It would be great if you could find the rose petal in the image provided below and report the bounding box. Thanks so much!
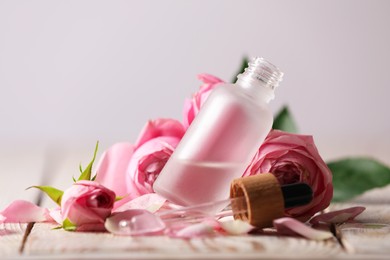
[273,217,333,240]
[48,208,62,225]
[0,200,53,223]
[183,74,223,128]
[113,193,166,213]
[106,209,166,236]
[170,222,215,239]
[95,142,134,197]
[197,73,224,87]
[244,130,333,220]
[218,219,254,235]
[60,181,116,228]
[135,118,185,148]
[309,207,366,225]
[128,136,179,195]
[182,99,194,129]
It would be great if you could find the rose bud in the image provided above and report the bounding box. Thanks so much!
[61,180,116,231]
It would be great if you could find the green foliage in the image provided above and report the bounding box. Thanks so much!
[52,226,63,230]
[272,106,298,133]
[77,141,99,181]
[62,218,77,231]
[27,186,63,206]
[329,158,390,202]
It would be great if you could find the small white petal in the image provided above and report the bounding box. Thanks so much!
[219,220,254,235]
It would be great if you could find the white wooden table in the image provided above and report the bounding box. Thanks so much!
[1,184,390,259]
[1,145,390,259]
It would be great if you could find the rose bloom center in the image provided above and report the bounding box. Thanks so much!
[145,160,167,185]
[272,162,307,185]
[87,193,111,208]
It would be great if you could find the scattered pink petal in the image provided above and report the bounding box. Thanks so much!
[309,206,366,225]
[0,200,53,224]
[170,222,215,239]
[113,193,166,213]
[105,209,165,236]
[274,217,333,240]
[48,208,62,225]
[218,219,254,235]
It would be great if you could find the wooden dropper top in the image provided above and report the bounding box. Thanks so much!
[230,173,312,228]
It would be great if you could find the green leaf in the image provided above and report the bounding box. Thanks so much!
[231,57,249,83]
[115,196,124,201]
[62,218,77,231]
[78,141,99,181]
[52,226,63,230]
[329,158,390,202]
[27,186,63,206]
[79,163,83,173]
[272,106,298,133]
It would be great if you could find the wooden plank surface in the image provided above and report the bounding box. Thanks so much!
[1,185,390,259]
[329,185,390,256]
[0,223,27,258]
[23,223,341,259]
[1,146,386,259]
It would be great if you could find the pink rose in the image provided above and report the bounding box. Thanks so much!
[135,118,186,149]
[95,118,185,202]
[61,180,116,231]
[244,130,333,221]
[127,118,185,197]
[183,74,223,128]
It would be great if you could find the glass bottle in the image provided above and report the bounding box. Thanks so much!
[153,57,284,208]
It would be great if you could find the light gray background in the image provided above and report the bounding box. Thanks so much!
[1,0,389,207]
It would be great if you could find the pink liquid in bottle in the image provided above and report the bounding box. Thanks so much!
[153,57,284,210]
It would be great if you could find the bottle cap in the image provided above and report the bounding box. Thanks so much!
[230,173,315,228]
[230,173,284,228]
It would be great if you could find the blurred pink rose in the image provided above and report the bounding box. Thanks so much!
[183,74,223,128]
[127,118,185,197]
[135,118,186,149]
[95,118,185,202]
[244,130,333,221]
[61,180,116,231]
[95,142,134,197]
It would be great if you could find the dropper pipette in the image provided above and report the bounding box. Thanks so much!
[105,173,313,236]
[158,177,312,226]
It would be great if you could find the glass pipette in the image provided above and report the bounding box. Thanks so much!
[105,174,313,236]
